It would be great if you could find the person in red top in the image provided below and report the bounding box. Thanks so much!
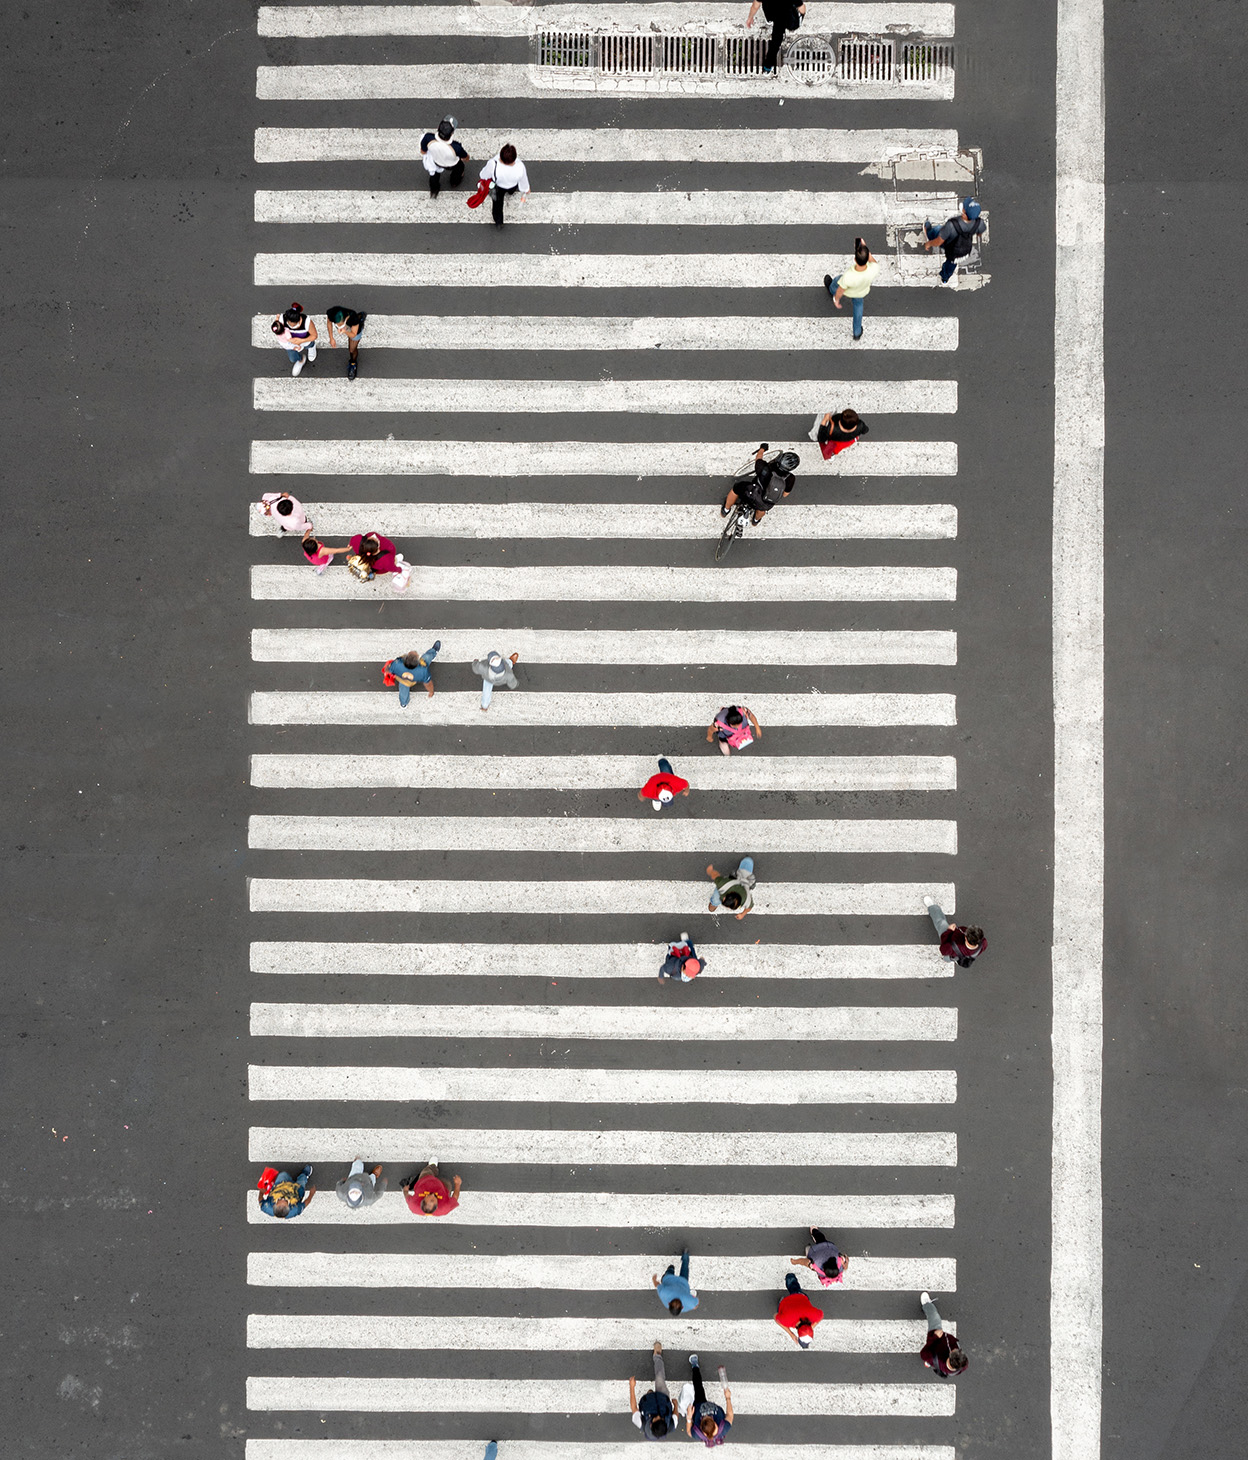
[401,1160,462,1216]
[920,1291,968,1376]
[638,757,690,811]
[922,895,986,967]
[774,1273,824,1348]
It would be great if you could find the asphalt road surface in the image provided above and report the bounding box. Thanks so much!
[2,2,1245,1458]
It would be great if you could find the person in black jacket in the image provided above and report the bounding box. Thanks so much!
[746,0,806,73]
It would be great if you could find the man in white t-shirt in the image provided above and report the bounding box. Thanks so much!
[420,116,470,198]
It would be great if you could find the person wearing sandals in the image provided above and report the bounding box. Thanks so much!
[706,705,761,756]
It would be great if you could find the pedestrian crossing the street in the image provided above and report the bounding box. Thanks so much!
[247,1,973,1452]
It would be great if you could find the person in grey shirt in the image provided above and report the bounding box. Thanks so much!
[472,650,519,710]
[336,1159,387,1209]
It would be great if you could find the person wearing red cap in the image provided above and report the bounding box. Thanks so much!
[638,757,690,812]
[774,1273,824,1348]
[659,933,703,983]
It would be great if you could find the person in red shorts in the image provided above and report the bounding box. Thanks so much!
[638,757,690,811]
[774,1273,824,1349]
[402,1160,462,1216]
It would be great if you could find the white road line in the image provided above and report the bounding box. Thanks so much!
[1053,0,1105,1454]
[247,1064,956,1105]
[242,1188,955,1227]
[250,564,958,604]
[255,125,961,165]
[254,251,959,290]
[249,1003,957,1042]
[247,1375,954,1417]
[248,815,958,855]
[252,377,957,416]
[248,692,958,729]
[244,1445,957,1460]
[245,1252,957,1291]
[255,65,953,103]
[249,755,956,792]
[248,1313,942,1353]
[250,313,959,353]
[251,940,954,980]
[257,5,957,40]
[249,438,958,478]
[250,628,958,666]
[255,189,960,228]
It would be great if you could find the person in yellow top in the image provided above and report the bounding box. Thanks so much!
[824,237,880,341]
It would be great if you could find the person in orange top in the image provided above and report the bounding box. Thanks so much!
[401,1160,461,1216]
[774,1273,824,1349]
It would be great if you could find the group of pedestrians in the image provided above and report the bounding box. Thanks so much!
[257,1159,462,1217]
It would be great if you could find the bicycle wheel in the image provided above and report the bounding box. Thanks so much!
[715,504,745,562]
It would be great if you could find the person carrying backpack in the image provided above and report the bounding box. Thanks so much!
[922,198,987,286]
[630,1343,678,1440]
[721,446,798,526]
[706,859,756,921]
[706,705,761,756]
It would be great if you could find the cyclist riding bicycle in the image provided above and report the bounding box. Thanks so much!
[722,444,800,526]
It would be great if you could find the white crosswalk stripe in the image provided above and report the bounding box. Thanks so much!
[249,438,958,477]
[244,1448,957,1460]
[251,313,959,352]
[248,692,958,728]
[248,7,970,1447]
[251,940,955,980]
[255,126,961,165]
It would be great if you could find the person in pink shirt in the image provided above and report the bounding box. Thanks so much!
[300,531,347,575]
[402,1161,462,1216]
[257,491,313,535]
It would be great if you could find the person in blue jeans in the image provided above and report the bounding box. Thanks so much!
[258,1165,316,1219]
[387,641,441,706]
[652,1250,699,1314]
[823,238,880,340]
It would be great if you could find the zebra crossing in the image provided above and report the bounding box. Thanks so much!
[248,0,971,1452]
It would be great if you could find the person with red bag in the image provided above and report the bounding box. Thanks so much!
[468,144,531,227]
[813,408,869,459]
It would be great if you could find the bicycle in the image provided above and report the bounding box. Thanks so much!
[713,449,795,563]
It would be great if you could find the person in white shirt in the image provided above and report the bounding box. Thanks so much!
[479,144,530,227]
[420,116,469,198]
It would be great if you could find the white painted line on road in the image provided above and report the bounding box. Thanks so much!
[251,940,954,980]
[257,5,957,40]
[252,376,957,416]
[246,1251,957,1291]
[249,754,956,792]
[248,692,959,729]
[244,1444,957,1460]
[250,563,958,604]
[249,1002,957,1042]
[247,1312,941,1353]
[246,1375,954,1417]
[251,312,959,353]
[1052,0,1105,1454]
[255,125,961,165]
[254,250,960,290]
[248,814,958,855]
[249,438,958,478]
[250,628,959,666]
[255,64,953,103]
[255,188,960,228]
[242,1187,955,1227]
[247,1064,956,1105]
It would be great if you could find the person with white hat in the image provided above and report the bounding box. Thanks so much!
[774,1272,824,1348]
[471,649,520,711]
[638,758,690,812]
[922,197,987,286]
[420,116,470,198]
[335,1159,387,1209]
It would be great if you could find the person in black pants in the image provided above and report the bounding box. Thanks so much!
[746,0,806,73]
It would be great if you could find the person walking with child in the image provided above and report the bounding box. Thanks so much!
[271,302,317,376]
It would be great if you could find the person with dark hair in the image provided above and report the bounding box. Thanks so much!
[774,1271,824,1348]
[823,238,879,341]
[475,143,530,227]
[325,305,367,380]
[920,1291,969,1376]
[258,1165,316,1219]
[652,1250,699,1315]
[300,531,347,575]
[421,115,470,197]
[402,1160,462,1215]
[922,895,987,967]
[271,301,318,376]
[257,491,313,535]
[706,859,755,920]
[630,1342,678,1440]
[791,1226,850,1287]
[922,197,986,287]
[745,0,806,73]
[722,444,799,525]
[707,705,761,756]
[814,408,870,460]
[658,933,703,983]
[684,1356,733,1447]
[347,530,412,590]
[386,642,442,706]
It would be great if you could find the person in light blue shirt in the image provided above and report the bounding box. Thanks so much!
[651,1250,699,1314]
